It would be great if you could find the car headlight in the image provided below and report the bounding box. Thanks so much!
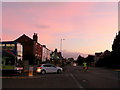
[36,69,41,72]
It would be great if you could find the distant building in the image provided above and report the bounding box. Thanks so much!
[94,52,103,64]
[100,50,111,59]
[94,50,112,67]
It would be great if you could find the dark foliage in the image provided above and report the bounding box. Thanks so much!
[76,55,85,65]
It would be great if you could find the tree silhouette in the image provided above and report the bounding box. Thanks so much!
[112,31,120,68]
[76,55,84,65]
[86,55,94,66]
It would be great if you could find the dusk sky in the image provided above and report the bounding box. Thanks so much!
[2,1,118,59]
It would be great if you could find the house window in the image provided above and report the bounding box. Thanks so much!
[0,44,5,47]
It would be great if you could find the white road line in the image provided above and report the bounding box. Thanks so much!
[70,73,85,90]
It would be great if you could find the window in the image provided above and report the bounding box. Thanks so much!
[0,44,5,47]
[6,44,15,50]
[6,46,14,50]
[6,44,15,47]
[43,65,51,67]
[5,58,15,65]
[51,65,56,67]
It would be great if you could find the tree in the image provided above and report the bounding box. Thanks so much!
[112,31,120,68]
[50,48,62,65]
[86,55,94,66]
[95,50,112,67]
[67,58,74,64]
[76,55,84,65]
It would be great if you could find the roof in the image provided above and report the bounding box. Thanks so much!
[0,41,20,44]
[14,34,50,50]
[15,34,33,42]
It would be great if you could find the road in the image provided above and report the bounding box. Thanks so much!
[1,64,120,89]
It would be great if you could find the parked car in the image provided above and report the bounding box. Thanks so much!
[36,63,63,74]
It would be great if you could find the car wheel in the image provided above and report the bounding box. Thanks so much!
[57,69,61,74]
[41,70,46,75]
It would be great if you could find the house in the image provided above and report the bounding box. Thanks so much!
[15,33,51,65]
[15,33,42,65]
[42,45,51,63]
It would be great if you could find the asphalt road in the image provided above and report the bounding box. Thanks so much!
[1,64,120,89]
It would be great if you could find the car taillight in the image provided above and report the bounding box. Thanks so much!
[15,66,23,70]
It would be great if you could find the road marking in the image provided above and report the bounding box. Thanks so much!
[70,73,85,90]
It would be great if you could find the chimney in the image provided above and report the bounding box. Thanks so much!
[33,33,38,42]
[42,45,46,48]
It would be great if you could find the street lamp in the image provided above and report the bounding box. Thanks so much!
[60,39,65,67]
[60,39,65,56]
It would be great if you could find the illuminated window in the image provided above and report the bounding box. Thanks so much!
[0,44,5,46]
[6,44,15,47]
[11,44,15,46]
[6,44,11,46]
[5,44,14,50]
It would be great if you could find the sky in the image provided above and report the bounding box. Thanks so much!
[1,1,118,59]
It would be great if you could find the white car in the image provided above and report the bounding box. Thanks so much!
[36,63,63,74]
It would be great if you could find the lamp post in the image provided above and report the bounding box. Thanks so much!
[60,39,65,67]
[60,39,65,56]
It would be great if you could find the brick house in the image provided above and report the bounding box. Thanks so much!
[15,33,42,65]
